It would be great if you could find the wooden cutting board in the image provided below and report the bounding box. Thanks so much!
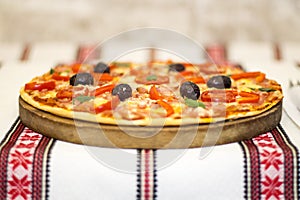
[19,97,282,149]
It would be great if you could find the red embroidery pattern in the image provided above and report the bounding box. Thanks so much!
[137,149,157,200]
[240,126,299,200]
[271,127,299,200]
[253,132,284,200]
[8,175,31,199]
[7,127,43,200]
[0,119,55,200]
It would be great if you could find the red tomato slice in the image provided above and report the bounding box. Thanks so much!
[97,73,114,82]
[94,84,115,96]
[201,90,237,103]
[149,85,162,100]
[185,76,206,84]
[94,96,119,113]
[56,89,73,99]
[94,101,112,113]
[157,100,174,117]
[52,73,70,81]
[230,72,261,80]
[25,81,55,91]
[255,73,266,83]
[179,71,195,77]
[237,91,260,103]
[71,63,82,73]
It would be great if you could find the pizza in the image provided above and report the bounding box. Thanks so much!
[20,61,283,126]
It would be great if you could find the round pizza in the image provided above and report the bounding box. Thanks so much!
[20,61,283,126]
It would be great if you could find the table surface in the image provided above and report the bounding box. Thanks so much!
[0,41,299,200]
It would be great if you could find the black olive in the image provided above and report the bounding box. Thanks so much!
[70,73,94,86]
[169,63,185,72]
[207,75,231,89]
[180,81,200,100]
[94,62,110,73]
[112,84,132,101]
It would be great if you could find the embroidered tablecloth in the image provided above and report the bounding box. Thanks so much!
[0,118,299,200]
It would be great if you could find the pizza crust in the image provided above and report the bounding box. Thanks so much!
[19,96,283,148]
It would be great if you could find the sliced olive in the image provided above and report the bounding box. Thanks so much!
[207,75,231,89]
[70,73,94,86]
[112,84,132,101]
[169,63,185,72]
[180,81,200,100]
[94,62,110,73]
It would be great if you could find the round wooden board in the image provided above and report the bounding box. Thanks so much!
[19,97,282,149]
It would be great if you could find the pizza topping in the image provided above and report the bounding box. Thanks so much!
[94,84,115,96]
[73,95,95,103]
[256,73,266,83]
[207,75,231,89]
[56,89,73,99]
[178,71,195,77]
[248,87,276,92]
[136,87,148,94]
[237,91,260,103]
[71,63,82,73]
[135,75,169,85]
[146,75,157,81]
[149,85,161,100]
[115,103,147,120]
[94,96,120,114]
[184,98,206,108]
[201,90,237,103]
[112,84,132,101]
[201,89,260,104]
[70,73,94,86]
[52,73,70,81]
[20,60,283,125]
[94,73,114,82]
[185,76,206,84]
[73,101,94,112]
[179,81,200,100]
[230,71,263,81]
[25,81,55,91]
[157,100,174,117]
[169,63,185,72]
[258,87,276,92]
[50,68,55,74]
[94,62,110,73]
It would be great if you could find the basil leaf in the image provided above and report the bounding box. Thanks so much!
[73,95,95,103]
[146,75,157,81]
[259,88,276,92]
[185,98,206,108]
[50,68,55,74]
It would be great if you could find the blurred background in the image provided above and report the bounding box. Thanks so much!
[1,0,300,44]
